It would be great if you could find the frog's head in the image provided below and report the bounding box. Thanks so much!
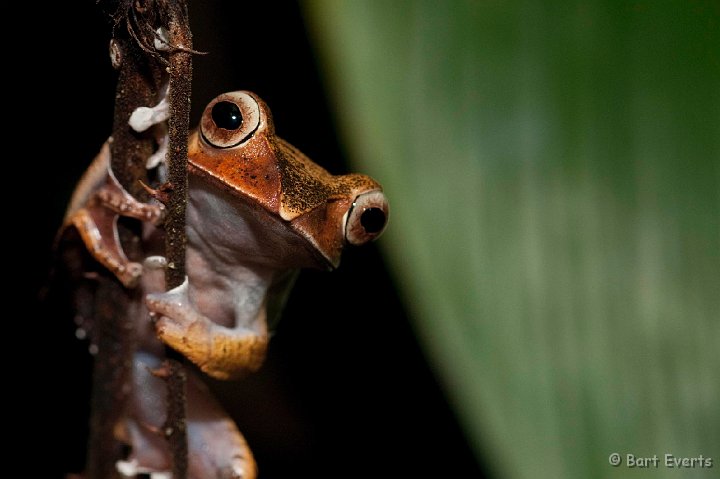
[187,91,388,269]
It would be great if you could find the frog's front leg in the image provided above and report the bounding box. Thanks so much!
[67,145,165,288]
[146,280,268,381]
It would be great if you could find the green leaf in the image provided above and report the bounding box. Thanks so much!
[305,1,720,477]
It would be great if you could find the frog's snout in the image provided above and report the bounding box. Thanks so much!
[343,189,389,245]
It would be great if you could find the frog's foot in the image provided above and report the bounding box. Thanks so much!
[146,280,268,381]
[70,207,144,288]
[147,278,211,365]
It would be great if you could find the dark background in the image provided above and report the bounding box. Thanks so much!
[10,1,485,477]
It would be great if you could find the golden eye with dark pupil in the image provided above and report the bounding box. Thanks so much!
[212,101,243,130]
[360,208,386,233]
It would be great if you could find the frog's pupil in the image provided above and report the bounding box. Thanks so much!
[360,208,385,233]
[212,101,243,130]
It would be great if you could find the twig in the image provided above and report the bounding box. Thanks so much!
[85,276,139,479]
[164,1,191,289]
[162,2,193,478]
[87,28,164,479]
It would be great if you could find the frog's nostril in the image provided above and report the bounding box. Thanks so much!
[360,207,386,234]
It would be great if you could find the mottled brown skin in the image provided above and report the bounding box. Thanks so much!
[62,91,388,479]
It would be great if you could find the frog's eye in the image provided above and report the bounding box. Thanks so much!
[344,190,389,246]
[200,91,261,148]
[212,101,242,130]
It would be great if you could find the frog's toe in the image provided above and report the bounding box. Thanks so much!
[146,295,179,319]
[117,261,143,288]
[154,314,188,342]
[146,277,190,317]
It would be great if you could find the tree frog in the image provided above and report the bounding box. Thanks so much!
[62,91,388,478]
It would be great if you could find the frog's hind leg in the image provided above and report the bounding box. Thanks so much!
[117,352,256,479]
[186,372,257,479]
[114,353,172,478]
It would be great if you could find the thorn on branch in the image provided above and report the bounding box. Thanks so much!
[138,180,173,205]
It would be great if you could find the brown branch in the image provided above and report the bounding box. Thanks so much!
[165,0,191,288]
[87,28,164,479]
[85,276,139,479]
[162,2,193,479]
